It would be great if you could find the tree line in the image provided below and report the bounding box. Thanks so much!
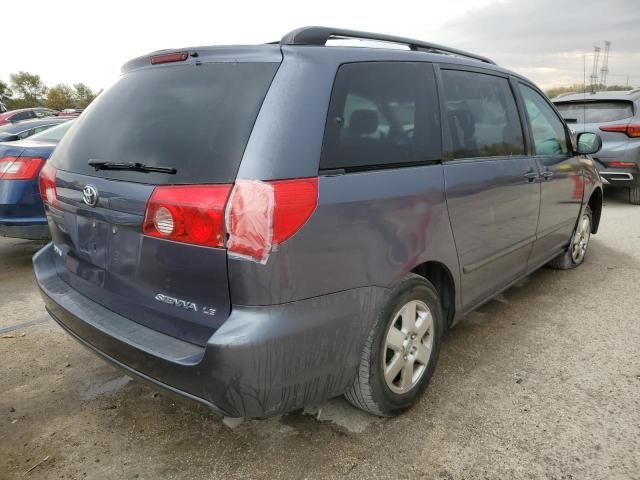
[0,71,100,111]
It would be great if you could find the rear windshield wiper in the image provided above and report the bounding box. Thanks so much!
[88,159,177,174]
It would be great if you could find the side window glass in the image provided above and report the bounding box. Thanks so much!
[33,125,49,134]
[18,128,34,139]
[519,84,568,156]
[11,112,27,121]
[321,62,441,170]
[441,70,525,159]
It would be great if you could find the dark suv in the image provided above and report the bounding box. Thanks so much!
[34,27,603,419]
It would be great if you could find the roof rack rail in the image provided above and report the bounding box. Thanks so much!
[280,26,496,65]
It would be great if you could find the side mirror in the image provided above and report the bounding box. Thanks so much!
[576,132,602,155]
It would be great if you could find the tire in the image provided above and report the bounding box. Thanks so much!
[548,205,593,270]
[630,186,640,205]
[344,273,444,416]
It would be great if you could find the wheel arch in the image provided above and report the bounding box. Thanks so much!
[588,187,603,234]
[411,261,456,327]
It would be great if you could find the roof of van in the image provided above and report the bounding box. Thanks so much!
[122,26,526,81]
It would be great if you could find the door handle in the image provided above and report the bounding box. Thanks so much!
[524,171,539,182]
[541,171,554,180]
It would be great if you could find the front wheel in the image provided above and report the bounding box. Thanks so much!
[344,274,443,416]
[548,205,593,270]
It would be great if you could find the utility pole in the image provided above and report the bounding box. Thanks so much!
[590,46,601,92]
[600,41,610,87]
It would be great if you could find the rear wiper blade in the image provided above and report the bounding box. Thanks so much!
[88,159,177,174]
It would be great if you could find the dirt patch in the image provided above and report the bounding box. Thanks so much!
[1,198,639,479]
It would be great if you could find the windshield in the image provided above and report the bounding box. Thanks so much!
[29,120,75,142]
[51,61,280,184]
[555,101,634,124]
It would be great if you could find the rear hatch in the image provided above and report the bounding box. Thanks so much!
[44,49,280,345]
[555,99,635,168]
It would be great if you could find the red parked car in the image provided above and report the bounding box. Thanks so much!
[57,108,83,117]
[0,107,57,126]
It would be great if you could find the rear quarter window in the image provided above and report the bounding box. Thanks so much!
[51,62,279,184]
[320,62,442,171]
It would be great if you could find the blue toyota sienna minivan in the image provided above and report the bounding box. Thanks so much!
[34,27,604,419]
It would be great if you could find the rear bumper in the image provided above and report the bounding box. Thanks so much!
[34,243,387,418]
[599,170,638,187]
[0,222,50,240]
[0,178,49,239]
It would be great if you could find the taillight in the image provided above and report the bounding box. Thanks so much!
[600,124,640,138]
[225,178,318,263]
[142,185,233,247]
[607,161,637,168]
[0,156,45,180]
[142,178,319,261]
[150,51,189,65]
[38,162,58,206]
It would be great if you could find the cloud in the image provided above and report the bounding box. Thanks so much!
[438,0,640,88]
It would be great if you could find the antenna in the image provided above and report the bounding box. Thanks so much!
[590,46,601,92]
[600,41,610,88]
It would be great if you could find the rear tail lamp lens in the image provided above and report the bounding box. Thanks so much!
[607,161,636,168]
[142,185,233,247]
[600,124,640,138]
[38,162,58,206]
[225,178,318,263]
[0,156,45,180]
[142,178,319,262]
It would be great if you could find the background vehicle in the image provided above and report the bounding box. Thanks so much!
[0,101,6,113]
[554,90,640,204]
[34,27,603,420]
[0,107,57,126]
[57,108,83,117]
[0,117,72,142]
[0,120,74,240]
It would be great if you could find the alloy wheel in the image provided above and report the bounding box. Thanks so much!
[571,213,591,264]
[383,300,434,394]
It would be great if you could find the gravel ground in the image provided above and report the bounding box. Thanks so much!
[1,189,639,480]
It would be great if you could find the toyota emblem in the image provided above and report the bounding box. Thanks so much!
[82,184,99,207]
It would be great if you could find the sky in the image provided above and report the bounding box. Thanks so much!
[1,0,639,93]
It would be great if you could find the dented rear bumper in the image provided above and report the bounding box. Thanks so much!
[34,242,387,417]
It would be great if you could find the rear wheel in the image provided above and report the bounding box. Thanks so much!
[548,205,592,270]
[629,186,640,205]
[344,274,443,416]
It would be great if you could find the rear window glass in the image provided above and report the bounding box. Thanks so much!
[30,120,74,142]
[440,70,525,159]
[320,62,441,171]
[555,101,634,124]
[51,62,279,184]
